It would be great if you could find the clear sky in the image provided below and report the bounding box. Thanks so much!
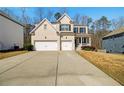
[6,7,124,21]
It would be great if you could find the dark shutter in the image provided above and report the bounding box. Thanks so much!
[84,28,86,33]
[60,25,61,31]
[69,25,71,31]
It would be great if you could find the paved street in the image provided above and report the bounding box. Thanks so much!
[0,51,120,86]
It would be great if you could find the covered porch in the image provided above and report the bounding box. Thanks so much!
[75,34,91,49]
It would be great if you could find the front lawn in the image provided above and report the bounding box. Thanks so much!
[78,50,124,85]
[0,51,28,60]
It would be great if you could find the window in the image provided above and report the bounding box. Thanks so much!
[44,24,47,29]
[79,38,81,43]
[80,28,86,33]
[74,27,78,33]
[122,45,124,48]
[82,38,86,43]
[60,24,71,31]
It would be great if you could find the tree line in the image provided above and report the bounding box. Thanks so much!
[0,7,124,49]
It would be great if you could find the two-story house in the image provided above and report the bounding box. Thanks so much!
[30,13,91,51]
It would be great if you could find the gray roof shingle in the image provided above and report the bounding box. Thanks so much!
[104,27,124,38]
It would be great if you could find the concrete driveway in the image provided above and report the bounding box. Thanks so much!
[0,51,120,86]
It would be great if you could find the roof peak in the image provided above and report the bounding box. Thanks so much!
[57,13,72,22]
[30,17,57,33]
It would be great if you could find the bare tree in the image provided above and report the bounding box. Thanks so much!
[111,17,124,30]
[0,8,18,19]
[111,19,118,30]
[46,9,53,21]
[20,8,32,24]
[20,8,26,23]
[90,16,110,49]
[81,16,92,26]
[73,14,81,24]
[34,7,44,23]
[20,8,33,48]
[59,7,68,14]
[0,8,12,16]
[0,8,23,25]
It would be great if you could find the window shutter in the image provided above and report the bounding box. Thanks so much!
[60,25,61,31]
[69,25,71,31]
[84,28,86,33]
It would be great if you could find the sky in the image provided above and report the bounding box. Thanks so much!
[3,7,124,22]
[7,7,124,19]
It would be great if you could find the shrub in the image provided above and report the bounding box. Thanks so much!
[24,44,33,51]
[14,46,19,50]
[81,46,96,51]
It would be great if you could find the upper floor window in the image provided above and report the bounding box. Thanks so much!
[44,24,47,29]
[80,28,86,33]
[60,24,71,31]
[74,27,78,33]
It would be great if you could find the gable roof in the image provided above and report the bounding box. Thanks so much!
[30,18,58,33]
[104,27,124,38]
[0,10,24,27]
[57,13,73,22]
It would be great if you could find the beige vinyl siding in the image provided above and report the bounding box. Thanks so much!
[31,20,60,50]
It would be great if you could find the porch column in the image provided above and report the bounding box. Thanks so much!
[89,37,91,46]
[86,37,88,44]
[81,37,83,45]
[78,27,80,33]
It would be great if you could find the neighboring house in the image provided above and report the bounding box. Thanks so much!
[0,11,24,50]
[102,27,124,53]
[30,13,91,51]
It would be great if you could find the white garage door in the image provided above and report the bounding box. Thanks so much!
[35,41,57,51]
[62,41,73,50]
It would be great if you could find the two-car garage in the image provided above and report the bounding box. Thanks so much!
[34,40,73,51]
[35,41,58,51]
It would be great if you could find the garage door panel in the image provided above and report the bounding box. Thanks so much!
[35,41,57,51]
[62,41,73,50]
